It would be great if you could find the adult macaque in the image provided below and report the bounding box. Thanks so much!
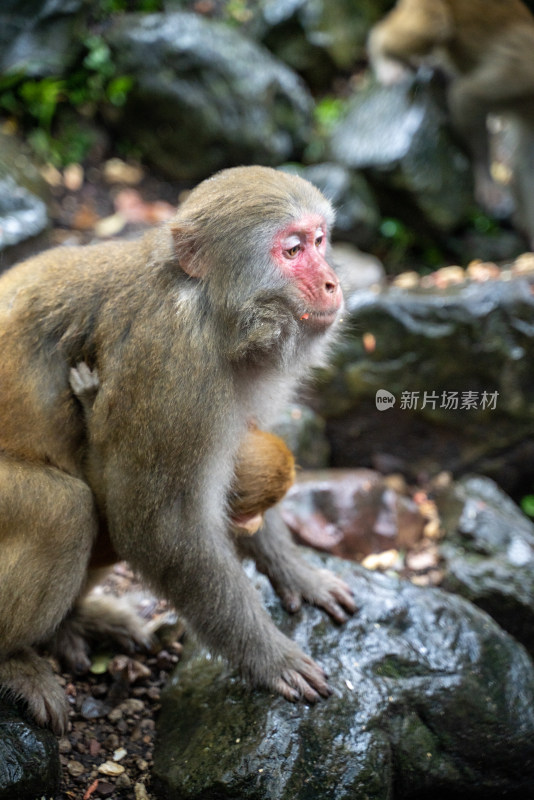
[70,362,296,536]
[368,0,534,244]
[0,166,355,734]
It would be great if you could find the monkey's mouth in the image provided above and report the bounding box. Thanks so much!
[299,309,340,329]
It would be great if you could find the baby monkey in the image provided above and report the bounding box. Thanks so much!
[230,427,296,535]
[70,363,296,543]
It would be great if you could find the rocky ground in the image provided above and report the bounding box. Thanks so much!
[54,564,183,800]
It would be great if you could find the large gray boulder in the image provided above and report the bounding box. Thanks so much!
[330,78,473,233]
[0,0,86,77]
[103,12,314,180]
[437,475,534,655]
[153,556,534,799]
[0,132,49,268]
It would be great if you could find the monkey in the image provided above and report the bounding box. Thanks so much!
[230,426,296,535]
[0,165,356,734]
[368,0,534,246]
[69,361,296,537]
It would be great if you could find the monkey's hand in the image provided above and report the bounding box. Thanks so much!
[237,509,356,623]
[70,361,99,403]
[268,563,356,624]
[247,631,332,704]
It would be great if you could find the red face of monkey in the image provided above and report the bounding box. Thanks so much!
[270,213,343,330]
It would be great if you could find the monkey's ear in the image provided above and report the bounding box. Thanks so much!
[170,222,207,278]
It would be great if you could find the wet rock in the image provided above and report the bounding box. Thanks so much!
[318,271,534,495]
[436,474,534,655]
[0,176,48,260]
[281,469,424,559]
[329,76,473,233]
[103,12,313,181]
[331,242,385,293]
[0,697,60,800]
[0,0,86,77]
[0,132,49,268]
[153,555,534,799]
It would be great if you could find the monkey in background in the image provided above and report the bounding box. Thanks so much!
[70,362,296,538]
[368,0,534,246]
[0,166,355,734]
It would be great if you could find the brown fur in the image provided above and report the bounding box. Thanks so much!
[368,0,534,244]
[0,166,355,734]
[229,427,296,534]
[70,363,296,542]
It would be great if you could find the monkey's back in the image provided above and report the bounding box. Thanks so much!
[0,237,157,474]
[446,0,534,72]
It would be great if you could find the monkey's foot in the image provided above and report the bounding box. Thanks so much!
[256,639,332,704]
[0,647,69,735]
[48,594,153,674]
[269,564,356,624]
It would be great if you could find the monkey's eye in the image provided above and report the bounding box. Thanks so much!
[315,235,324,248]
[284,244,301,259]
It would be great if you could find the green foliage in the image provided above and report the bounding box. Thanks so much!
[0,35,134,166]
[521,495,534,518]
[223,0,254,24]
[305,95,348,162]
[471,210,501,235]
[18,78,66,132]
[0,75,64,132]
[94,0,163,14]
[314,96,346,132]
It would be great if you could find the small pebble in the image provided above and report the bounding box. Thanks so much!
[67,760,86,777]
[95,780,115,796]
[99,760,126,776]
[113,747,128,761]
[81,696,108,720]
[58,736,72,754]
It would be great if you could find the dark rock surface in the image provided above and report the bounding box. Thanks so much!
[153,555,534,799]
[319,273,534,496]
[330,77,473,233]
[0,0,85,77]
[437,474,534,655]
[0,698,60,800]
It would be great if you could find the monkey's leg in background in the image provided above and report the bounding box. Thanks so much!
[47,564,155,675]
[447,63,530,219]
[510,118,534,248]
[236,508,356,623]
[0,456,97,733]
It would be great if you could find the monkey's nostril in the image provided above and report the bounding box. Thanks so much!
[325,281,337,293]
